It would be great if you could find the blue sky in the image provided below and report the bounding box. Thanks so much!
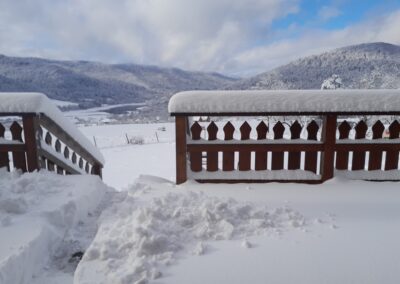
[0,0,399,76]
[274,0,400,30]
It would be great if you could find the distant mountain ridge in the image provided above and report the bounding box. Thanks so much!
[1,42,400,121]
[231,42,400,90]
[0,55,236,108]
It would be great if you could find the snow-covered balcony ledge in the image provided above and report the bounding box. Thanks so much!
[169,90,400,184]
[168,89,400,116]
[0,92,104,177]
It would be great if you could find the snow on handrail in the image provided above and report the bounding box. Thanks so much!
[0,92,104,164]
[168,89,400,115]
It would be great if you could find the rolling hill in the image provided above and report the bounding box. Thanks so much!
[0,55,236,109]
[231,42,400,90]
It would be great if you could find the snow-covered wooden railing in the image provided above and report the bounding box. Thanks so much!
[0,93,104,177]
[169,90,400,184]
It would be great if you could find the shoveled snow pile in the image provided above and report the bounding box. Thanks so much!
[0,169,110,284]
[75,176,311,284]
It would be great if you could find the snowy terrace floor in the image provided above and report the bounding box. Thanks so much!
[73,176,400,284]
[0,170,111,284]
[1,122,400,284]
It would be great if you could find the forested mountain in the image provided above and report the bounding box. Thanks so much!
[0,55,236,108]
[231,42,400,90]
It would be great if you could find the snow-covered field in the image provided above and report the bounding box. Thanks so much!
[51,99,79,108]
[1,122,400,284]
[79,123,176,189]
[65,103,147,125]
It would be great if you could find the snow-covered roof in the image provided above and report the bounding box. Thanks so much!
[0,92,104,164]
[168,89,400,115]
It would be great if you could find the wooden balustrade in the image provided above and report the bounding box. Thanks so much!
[174,115,400,184]
[0,113,103,177]
[169,89,400,184]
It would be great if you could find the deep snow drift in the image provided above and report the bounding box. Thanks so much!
[74,176,311,284]
[0,169,112,284]
[74,173,400,284]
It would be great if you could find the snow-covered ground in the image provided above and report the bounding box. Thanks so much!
[65,102,147,125]
[1,122,400,284]
[74,175,311,284]
[157,178,400,284]
[79,123,175,189]
[0,169,112,284]
[51,99,79,108]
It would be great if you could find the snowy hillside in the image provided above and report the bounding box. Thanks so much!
[231,42,400,90]
[2,42,400,123]
[0,55,236,109]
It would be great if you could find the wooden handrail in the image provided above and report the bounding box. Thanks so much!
[0,113,103,178]
[187,144,324,152]
[171,111,400,116]
[174,114,400,184]
[38,148,83,175]
[39,114,103,165]
[0,144,26,152]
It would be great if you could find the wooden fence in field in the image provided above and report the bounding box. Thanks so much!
[169,90,400,184]
[0,113,103,177]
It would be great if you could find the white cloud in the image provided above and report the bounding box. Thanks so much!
[0,0,399,77]
[0,0,298,71]
[318,5,342,21]
[230,9,400,76]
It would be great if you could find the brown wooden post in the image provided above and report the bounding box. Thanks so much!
[320,115,337,182]
[206,122,219,171]
[305,120,319,173]
[47,160,55,172]
[91,163,103,178]
[385,120,400,170]
[190,121,203,172]
[288,120,302,170]
[255,121,268,170]
[175,116,187,184]
[368,120,384,170]
[272,122,285,170]
[22,114,40,172]
[352,121,368,170]
[57,166,64,175]
[0,122,10,170]
[222,122,235,171]
[336,121,351,170]
[238,121,251,171]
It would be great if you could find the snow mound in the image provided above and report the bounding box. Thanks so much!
[75,179,308,284]
[0,169,109,284]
